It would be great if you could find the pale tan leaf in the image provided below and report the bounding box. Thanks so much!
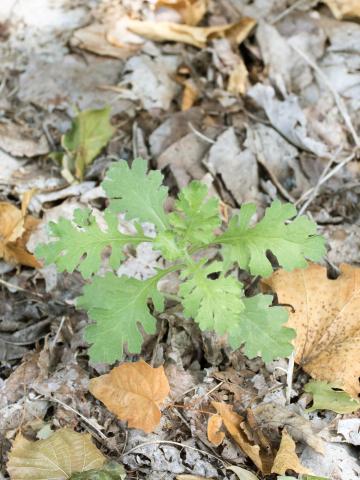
[108,17,255,49]
[89,360,170,433]
[211,402,269,473]
[156,0,208,25]
[7,428,105,479]
[228,57,249,95]
[207,414,225,446]
[264,264,360,397]
[71,24,141,59]
[322,0,360,19]
[182,79,199,111]
[0,201,40,268]
[271,430,312,475]
[227,466,259,480]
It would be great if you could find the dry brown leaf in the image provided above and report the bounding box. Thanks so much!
[322,0,360,19]
[157,0,208,25]
[264,264,360,398]
[182,79,199,110]
[7,428,105,479]
[0,200,40,268]
[89,360,170,433]
[228,57,249,95]
[71,23,141,59]
[271,430,312,475]
[212,401,270,473]
[207,414,225,446]
[108,17,255,49]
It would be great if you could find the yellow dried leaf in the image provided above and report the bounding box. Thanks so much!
[7,428,105,479]
[182,79,199,110]
[89,360,170,433]
[228,57,249,95]
[207,414,225,446]
[264,263,360,398]
[212,402,268,473]
[322,0,360,19]
[271,430,312,475]
[108,17,255,49]
[0,201,40,268]
[156,0,208,25]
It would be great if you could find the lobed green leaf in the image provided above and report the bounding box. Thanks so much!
[102,158,169,231]
[228,294,295,363]
[180,261,245,335]
[36,208,148,278]
[78,271,165,363]
[169,181,221,248]
[219,200,325,277]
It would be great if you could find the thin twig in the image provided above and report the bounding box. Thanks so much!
[188,122,215,144]
[48,396,108,442]
[51,316,66,347]
[271,0,308,24]
[290,44,360,148]
[286,351,295,405]
[123,440,229,466]
[0,277,44,298]
[295,151,356,215]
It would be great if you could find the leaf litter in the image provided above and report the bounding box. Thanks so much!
[1,0,360,479]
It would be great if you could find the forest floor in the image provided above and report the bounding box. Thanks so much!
[0,0,359,479]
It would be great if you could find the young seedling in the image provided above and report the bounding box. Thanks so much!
[36,159,325,364]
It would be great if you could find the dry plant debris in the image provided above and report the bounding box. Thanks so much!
[0,194,40,268]
[264,263,360,398]
[270,430,312,476]
[89,360,170,433]
[108,17,256,49]
[7,429,105,479]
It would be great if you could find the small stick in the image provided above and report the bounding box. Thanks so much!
[296,151,356,215]
[48,396,108,442]
[286,351,295,405]
[290,44,360,148]
[188,122,215,144]
[0,277,44,298]
[123,440,229,466]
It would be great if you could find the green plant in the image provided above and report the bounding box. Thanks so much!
[36,159,325,364]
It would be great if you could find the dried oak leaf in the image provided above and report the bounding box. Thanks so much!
[156,0,208,26]
[7,428,105,479]
[211,401,270,474]
[89,360,170,433]
[0,200,40,268]
[264,264,360,398]
[108,17,255,49]
[207,414,225,446]
[271,430,312,475]
[252,403,323,454]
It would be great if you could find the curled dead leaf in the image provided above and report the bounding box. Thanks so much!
[271,430,312,475]
[89,360,170,433]
[322,0,360,19]
[264,264,360,398]
[207,414,225,446]
[0,198,40,268]
[108,17,256,49]
[182,79,199,110]
[211,401,271,474]
[7,428,105,479]
[156,0,208,26]
[228,57,249,96]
